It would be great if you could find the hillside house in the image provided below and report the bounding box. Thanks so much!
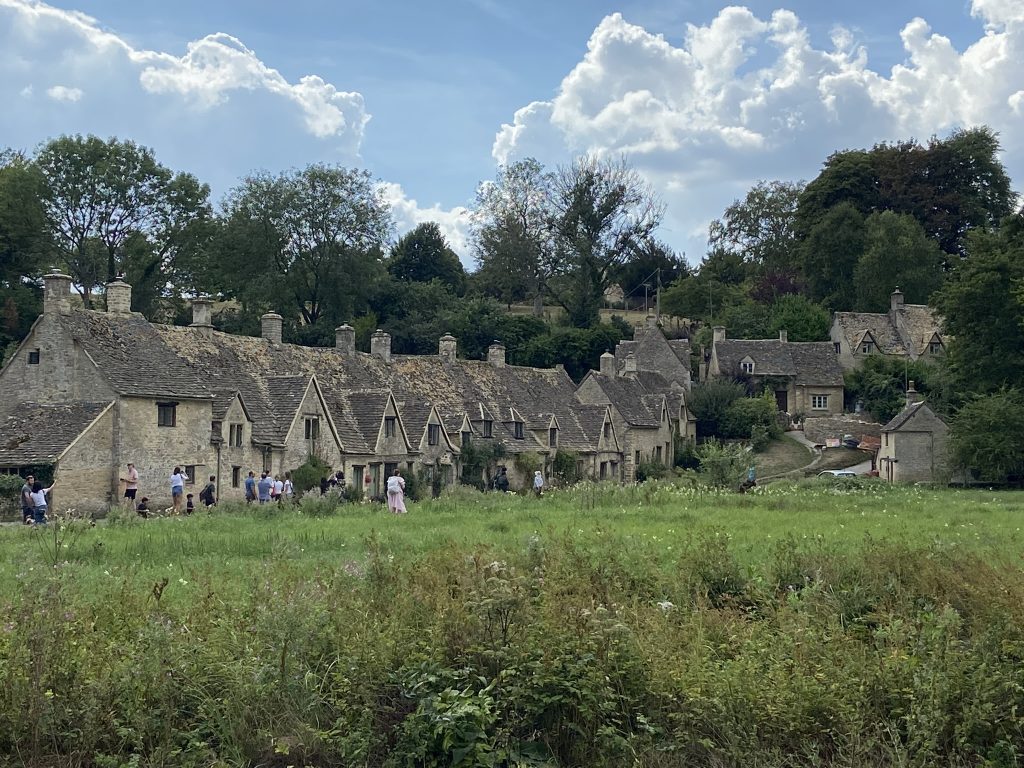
[876,383,949,484]
[831,289,947,371]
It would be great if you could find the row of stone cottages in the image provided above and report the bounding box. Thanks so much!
[0,272,701,511]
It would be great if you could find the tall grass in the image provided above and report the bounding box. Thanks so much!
[2,481,1024,766]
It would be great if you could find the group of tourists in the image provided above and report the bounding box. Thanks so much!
[19,474,55,525]
[243,470,294,504]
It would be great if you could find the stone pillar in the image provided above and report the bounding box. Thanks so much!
[779,329,788,344]
[371,329,391,362]
[906,381,921,407]
[43,269,73,315]
[487,342,506,368]
[890,288,905,314]
[105,278,132,314]
[335,324,355,356]
[712,326,726,344]
[599,352,615,376]
[261,313,283,345]
[439,333,457,362]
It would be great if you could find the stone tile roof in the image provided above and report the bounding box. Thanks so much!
[881,401,936,432]
[583,373,662,427]
[715,340,843,386]
[345,391,393,453]
[575,405,612,448]
[614,327,691,387]
[60,311,212,400]
[833,304,944,356]
[0,401,112,465]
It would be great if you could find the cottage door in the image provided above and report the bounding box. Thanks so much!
[774,390,788,412]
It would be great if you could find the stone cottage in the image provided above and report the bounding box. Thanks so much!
[831,288,947,371]
[876,383,949,484]
[706,327,844,417]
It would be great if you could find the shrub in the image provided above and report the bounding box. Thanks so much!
[674,437,699,469]
[720,392,780,440]
[635,461,668,482]
[696,439,746,487]
[689,380,745,436]
[552,450,581,485]
[750,424,771,452]
[289,453,332,498]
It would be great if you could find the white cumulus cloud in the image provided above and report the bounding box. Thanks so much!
[494,7,1024,263]
[46,84,82,101]
[378,182,473,265]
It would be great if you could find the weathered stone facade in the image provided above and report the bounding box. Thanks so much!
[831,289,947,371]
[2,273,688,510]
[877,386,949,484]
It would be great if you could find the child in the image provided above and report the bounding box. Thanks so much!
[136,497,150,518]
[185,493,195,515]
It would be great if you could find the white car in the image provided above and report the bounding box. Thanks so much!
[818,469,858,478]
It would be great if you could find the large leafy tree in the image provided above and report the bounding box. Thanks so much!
[798,202,866,310]
[472,158,555,313]
[610,239,688,309]
[211,164,392,334]
[388,222,465,294]
[547,155,663,327]
[950,390,1024,483]
[34,135,211,311]
[932,214,1024,398]
[853,212,945,311]
[708,180,803,277]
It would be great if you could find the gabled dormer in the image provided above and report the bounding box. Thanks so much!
[739,355,755,375]
[502,406,526,440]
[857,331,877,355]
[925,332,945,356]
[419,404,456,453]
[469,402,495,438]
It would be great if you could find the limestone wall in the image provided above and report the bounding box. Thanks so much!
[53,407,114,513]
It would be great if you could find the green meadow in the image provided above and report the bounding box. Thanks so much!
[3,480,1024,767]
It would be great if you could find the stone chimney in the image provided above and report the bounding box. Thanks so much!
[371,329,392,363]
[105,276,132,314]
[335,324,355,356]
[487,341,506,368]
[906,380,922,407]
[190,297,213,336]
[890,287,905,315]
[261,312,283,345]
[779,329,788,344]
[43,269,73,315]
[599,351,615,376]
[712,326,726,344]
[439,333,457,362]
[645,314,658,329]
[624,352,638,374]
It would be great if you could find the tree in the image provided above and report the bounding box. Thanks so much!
[853,212,944,311]
[767,294,830,342]
[688,380,746,437]
[798,202,865,310]
[610,239,688,308]
[34,135,212,311]
[932,214,1024,398]
[950,390,1024,483]
[708,180,803,276]
[472,158,555,313]
[388,222,466,294]
[843,355,940,423]
[546,155,663,327]
[212,164,392,335]
[0,151,49,286]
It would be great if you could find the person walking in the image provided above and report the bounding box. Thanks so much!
[30,480,55,525]
[533,470,544,497]
[272,475,284,503]
[244,471,257,503]
[495,467,509,493]
[283,471,294,503]
[201,475,217,507]
[169,466,188,513]
[20,474,35,525]
[121,462,139,509]
[386,468,407,514]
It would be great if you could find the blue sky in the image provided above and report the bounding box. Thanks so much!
[1,0,1020,265]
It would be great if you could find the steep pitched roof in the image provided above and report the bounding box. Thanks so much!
[881,401,948,432]
[60,311,212,399]
[833,304,944,357]
[714,340,843,386]
[613,327,691,386]
[581,372,661,427]
[0,401,113,465]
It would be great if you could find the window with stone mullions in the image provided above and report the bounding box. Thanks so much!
[428,424,440,446]
[304,417,319,441]
[384,416,397,438]
[229,423,244,447]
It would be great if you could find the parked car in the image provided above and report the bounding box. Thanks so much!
[818,469,858,478]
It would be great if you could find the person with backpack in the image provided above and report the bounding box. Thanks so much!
[244,471,257,503]
[200,475,216,507]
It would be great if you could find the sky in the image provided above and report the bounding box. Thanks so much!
[2,0,1022,268]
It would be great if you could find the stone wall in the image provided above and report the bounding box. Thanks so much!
[804,415,883,445]
[54,407,114,512]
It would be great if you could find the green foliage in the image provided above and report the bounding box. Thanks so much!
[460,441,505,489]
[551,450,581,485]
[799,201,865,310]
[635,460,668,482]
[749,424,771,452]
[388,222,466,294]
[517,323,624,381]
[853,211,944,311]
[708,179,803,276]
[289,453,332,498]
[950,390,1024,483]
[766,294,830,341]
[688,380,746,437]
[696,438,747,487]
[719,394,779,440]
[844,355,941,422]
[512,452,542,479]
[674,437,699,469]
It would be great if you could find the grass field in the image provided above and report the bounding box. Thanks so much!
[3,480,1024,766]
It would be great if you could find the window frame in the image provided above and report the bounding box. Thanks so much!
[860,342,873,354]
[304,416,320,441]
[461,430,471,446]
[811,394,829,410]
[27,349,40,365]
[184,465,197,485]
[229,423,244,447]
[513,422,524,440]
[384,416,397,438]
[232,466,241,488]
[427,423,440,446]
[481,419,493,438]
[740,360,754,374]
[157,402,178,428]
[548,427,557,447]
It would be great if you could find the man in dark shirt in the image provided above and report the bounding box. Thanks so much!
[20,474,34,524]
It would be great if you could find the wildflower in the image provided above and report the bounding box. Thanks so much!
[656,601,675,612]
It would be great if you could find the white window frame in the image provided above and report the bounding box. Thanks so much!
[740,360,754,374]
[811,394,829,410]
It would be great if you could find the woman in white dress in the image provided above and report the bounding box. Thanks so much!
[386,469,407,514]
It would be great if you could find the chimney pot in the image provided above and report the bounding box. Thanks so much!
[335,324,355,356]
[624,352,638,374]
[190,297,213,330]
[439,333,457,361]
[261,312,283,345]
[890,287,905,314]
[906,380,921,407]
[487,341,506,368]
[105,277,132,314]
[712,326,726,344]
[371,329,392,363]
[599,352,615,376]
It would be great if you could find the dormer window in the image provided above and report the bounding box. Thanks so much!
[461,430,471,446]
[929,341,942,354]
[482,419,492,438]
[833,342,841,354]
[861,342,873,354]
[549,427,558,447]
[304,417,319,441]
[740,360,754,374]
[603,422,611,439]
[513,422,524,439]
[384,416,397,438]
[428,424,440,446]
